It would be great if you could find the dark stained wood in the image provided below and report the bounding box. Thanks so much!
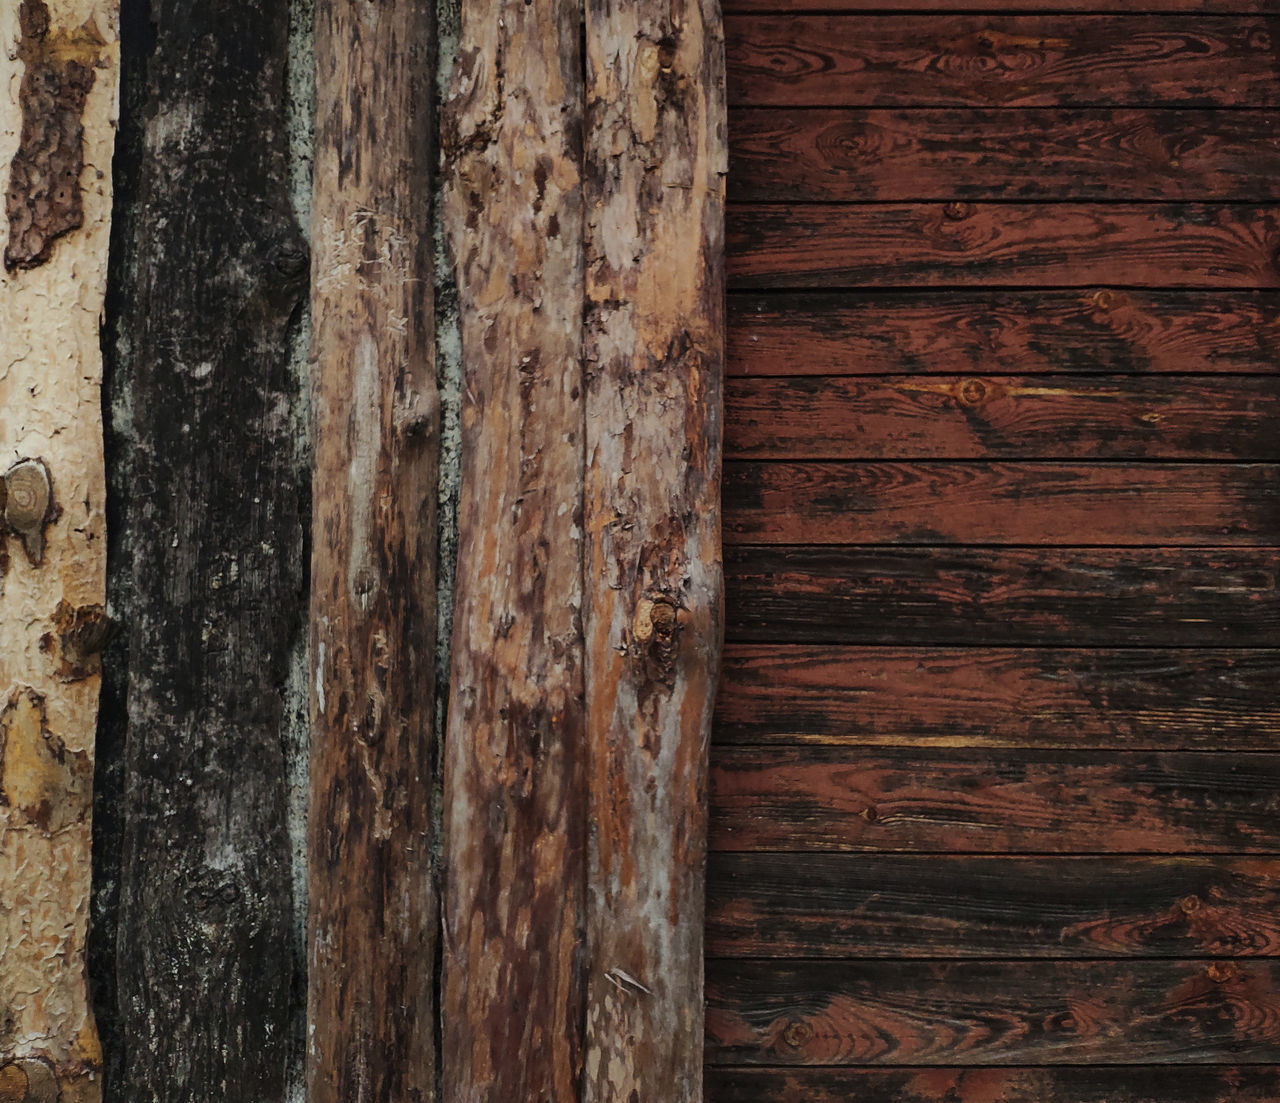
[727,375,1280,461]
[727,0,1280,9]
[706,1066,1280,1103]
[725,546,1280,645]
[728,291,1280,377]
[713,646,1280,750]
[726,16,1280,108]
[730,109,1280,202]
[705,959,1280,1065]
[724,461,1280,545]
[710,746,1280,853]
[707,855,1280,957]
[727,204,1280,290]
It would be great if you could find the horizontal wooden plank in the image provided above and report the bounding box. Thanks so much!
[707,855,1280,957]
[727,292,1280,377]
[710,745,1280,853]
[705,959,1280,1065]
[724,546,1280,645]
[724,462,1280,545]
[730,109,1280,202]
[726,376,1280,461]
[706,1066,1280,1103]
[726,16,1280,107]
[713,646,1280,749]
[727,204,1280,290]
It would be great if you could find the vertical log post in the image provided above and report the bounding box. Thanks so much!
[307,1,440,1100]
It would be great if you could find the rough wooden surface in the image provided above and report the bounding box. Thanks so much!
[307,1,439,1100]
[0,1,115,1100]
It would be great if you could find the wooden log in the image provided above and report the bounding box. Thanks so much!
[707,855,1280,957]
[0,2,116,1099]
[725,546,1280,646]
[705,959,1280,1065]
[724,461,1280,545]
[727,291,1280,377]
[730,109,1280,202]
[726,16,1280,107]
[110,1,308,1098]
[580,0,726,1098]
[710,746,1280,853]
[440,0,588,1098]
[727,204,1280,290]
[713,645,1280,750]
[307,1,438,1101]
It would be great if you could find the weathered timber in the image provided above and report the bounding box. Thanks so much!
[713,645,1280,750]
[724,546,1280,646]
[707,855,1280,957]
[726,16,1280,107]
[112,1,307,1097]
[730,109,1280,202]
[724,461,1280,545]
[307,1,438,1101]
[727,0,1280,9]
[581,0,726,1097]
[710,746,1280,853]
[440,0,588,1097]
[727,204,1280,290]
[728,291,1280,377]
[705,959,1280,1065]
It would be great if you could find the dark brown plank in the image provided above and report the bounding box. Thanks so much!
[726,376,1280,461]
[727,0,1280,10]
[724,462,1280,545]
[705,959,1280,1065]
[727,292,1280,377]
[710,745,1280,853]
[730,109,1280,202]
[713,646,1280,750]
[727,204,1280,290]
[726,16,1280,107]
[706,1066,1280,1103]
[724,546,1280,645]
[707,855,1280,957]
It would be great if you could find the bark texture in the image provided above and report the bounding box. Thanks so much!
[307,0,440,1099]
[0,1,116,1100]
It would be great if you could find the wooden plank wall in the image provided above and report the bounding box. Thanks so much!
[708,4,1280,1101]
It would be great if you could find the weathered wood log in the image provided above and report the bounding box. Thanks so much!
[0,3,116,1099]
[307,1,439,1100]
[581,1,726,1099]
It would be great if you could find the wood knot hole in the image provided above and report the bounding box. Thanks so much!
[1207,961,1239,984]
[1180,894,1202,915]
[782,1020,813,1049]
[959,379,988,406]
[943,202,971,221]
[0,1058,59,1103]
[3,458,53,564]
[656,36,677,71]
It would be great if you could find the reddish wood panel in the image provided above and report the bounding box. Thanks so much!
[705,959,1280,1065]
[727,204,1280,290]
[713,646,1280,750]
[726,375,1280,461]
[730,109,1280,202]
[710,746,1280,853]
[724,461,1280,545]
[726,16,1280,107]
[728,292,1280,377]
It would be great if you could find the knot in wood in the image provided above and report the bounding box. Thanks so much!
[0,1058,59,1103]
[3,460,51,534]
[633,596,680,687]
[943,202,971,221]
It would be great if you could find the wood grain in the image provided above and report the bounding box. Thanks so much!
[713,645,1280,749]
[724,461,1280,545]
[705,959,1280,1065]
[710,746,1280,853]
[730,109,1280,202]
[727,291,1280,377]
[726,16,1280,107]
[727,204,1280,290]
[726,0,1280,10]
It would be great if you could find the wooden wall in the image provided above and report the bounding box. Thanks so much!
[707,5,1280,1101]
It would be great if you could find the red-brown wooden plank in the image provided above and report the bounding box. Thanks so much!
[730,109,1280,202]
[727,292,1280,377]
[724,461,1280,545]
[705,959,1280,1065]
[726,16,1280,107]
[710,746,1280,853]
[713,646,1280,749]
[727,204,1280,290]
